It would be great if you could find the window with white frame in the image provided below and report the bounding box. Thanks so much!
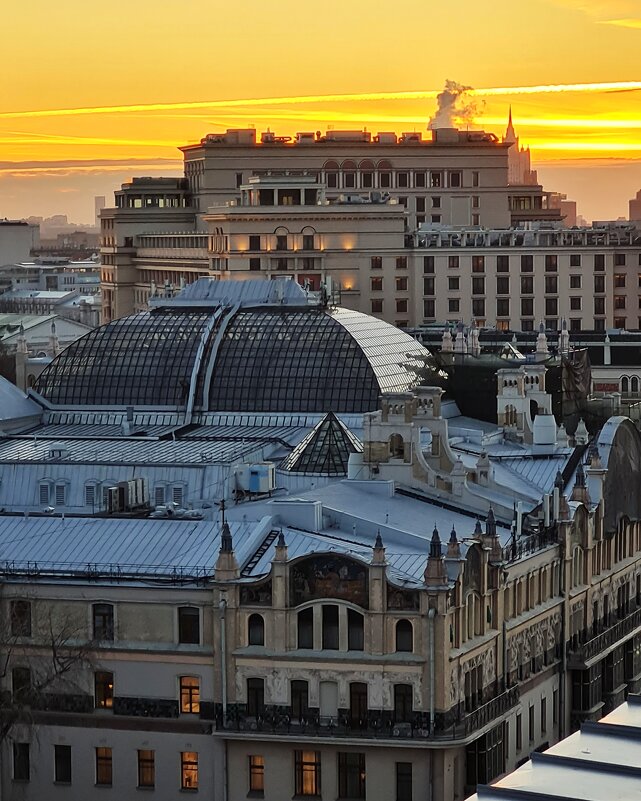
[39,483,50,506]
[55,483,66,507]
[154,485,166,506]
[172,485,184,506]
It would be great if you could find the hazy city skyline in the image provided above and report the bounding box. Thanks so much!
[2,0,641,221]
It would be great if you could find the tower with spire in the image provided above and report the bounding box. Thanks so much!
[503,107,538,186]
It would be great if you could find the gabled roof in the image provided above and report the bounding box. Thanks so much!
[280,411,362,475]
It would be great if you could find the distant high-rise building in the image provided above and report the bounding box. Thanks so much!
[503,107,538,186]
[629,189,641,221]
[548,192,578,226]
[94,196,106,227]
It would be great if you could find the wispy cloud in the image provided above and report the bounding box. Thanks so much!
[1,82,641,120]
[0,157,181,177]
[550,0,641,27]
[602,18,641,28]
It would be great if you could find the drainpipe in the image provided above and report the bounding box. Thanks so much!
[219,597,228,801]
[428,608,436,801]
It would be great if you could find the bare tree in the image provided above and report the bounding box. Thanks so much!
[0,598,96,745]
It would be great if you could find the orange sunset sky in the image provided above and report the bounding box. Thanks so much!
[2,0,641,223]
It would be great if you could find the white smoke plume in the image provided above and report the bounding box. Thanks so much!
[428,80,480,130]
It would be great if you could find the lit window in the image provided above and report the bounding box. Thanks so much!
[180,676,201,714]
[181,752,199,790]
[95,747,112,786]
[95,671,114,709]
[295,751,321,796]
[249,755,264,794]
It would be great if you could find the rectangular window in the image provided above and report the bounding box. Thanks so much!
[553,689,558,724]
[448,299,460,313]
[449,171,462,187]
[521,276,534,294]
[95,671,114,709]
[236,172,243,188]
[39,483,49,506]
[545,276,558,294]
[172,485,184,506]
[472,213,480,226]
[472,277,485,295]
[249,755,264,794]
[371,300,383,314]
[96,747,112,786]
[276,235,288,251]
[448,255,459,269]
[615,316,626,329]
[545,298,558,316]
[570,318,582,332]
[516,713,522,751]
[541,697,547,733]
[415,197,425,213]
[371,256,382,270]
[594,318,605,331]
[338,753,365,799]
[13,743,30,781]
[448,276,459,291]
[154,485,165,506]
[12,667,31,703]
[432,196,441,208]
[497,255,509,273]
[396,762,412,801]
[55,484,66,507]
[570,297,582,310]
[295,751,321,796]
[10,600,31,637]
[414,172,426,188]
[138,750,155,788]
[521,254,533,272]
[570,254,581,267]
[430,172,442,188]
[249,258,261,271]
[570,275,581,289]
[423,299,435,318]
[55,744,72,784]
[371,277,383,292]
[178,607,200,644]
[423,256,434,274]
[594,254,605,271]
[180,676,201,713]
[472,299,485,317]
[92,603,114,641]
[396,256,407,270]
[472,195,480,209]
[397,172,409,188]
[396,300,408,314]
[472,256,485,273]
[615,273,626,288]
[247,678,265,718]
[432,214,442,224]
[249,235,261,251]
[497,299,510,317]
[181,752,199,790]
[594,275,605,293]
[545,254,558,271]
[322,605,339,650]
[423,277,435,296]
[497,276,509,294]
[521,319,534,332]
[85,484,96,507]
[472,171,480,187]
[302,234,315,251]
[529,705,535,742]
[615,253,626,266]
[396,277,408,291]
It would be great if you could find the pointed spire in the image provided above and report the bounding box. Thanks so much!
[554,470,564,489]
[274,529,288,562]
[486,507,496,538]
[277,531,286,548]
[430,526,442,559]
[447,525,461,559]
[575,461,586,488]
[220,521,233,553]
[449,525,457,544]
[474,518,483,537]
[374,531,384,550]
[505,105,517,143]
[372,530,386,565]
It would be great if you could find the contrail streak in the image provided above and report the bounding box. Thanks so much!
[1,81,640,119]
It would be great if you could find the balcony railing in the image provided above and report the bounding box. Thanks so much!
[567,606,641,667]
[215,686,519,743]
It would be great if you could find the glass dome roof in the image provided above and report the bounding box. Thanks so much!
[35,303,428,413]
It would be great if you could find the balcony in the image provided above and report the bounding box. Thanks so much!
[215,686,519,744]
[567,606,641,668]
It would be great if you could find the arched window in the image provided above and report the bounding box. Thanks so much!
[298,608,313,649]
[389,433,404,459]
[621,376,630,394]
[632,376,640,394]
[347,609,364,651]
[378,160,393,189]
[248,613,265,646]
[395,619,413,652]
[324,161,339,189]
[342,160,357,189]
